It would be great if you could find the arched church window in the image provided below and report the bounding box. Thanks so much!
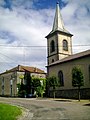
[2,77,4,95]
[89,65,90,81]
[50,40,55,53]
[58,70,64,86]
[63,39,68,51]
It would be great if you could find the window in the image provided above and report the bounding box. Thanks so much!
[10,80,13,96]
[63,39,68,51]
[2,78,4,86]
[2,77,4,95]
[50,40,55,53]
[58,70,64,86]
[89,65,90,81]
[52,59,54,63]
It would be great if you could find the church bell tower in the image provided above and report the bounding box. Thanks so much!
[46,2,73,65]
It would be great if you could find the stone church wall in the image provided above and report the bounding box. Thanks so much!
[48,55,90,99]
[49,88,90,99]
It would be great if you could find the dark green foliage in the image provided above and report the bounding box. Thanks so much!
[72,67,84,87]
[17,71,32,97]
[47,76,58,89]
[24,70,32,94]
[47,76,58,98]
[32,78,41,89]
[17,83,26,97]
[17,72,46,97]
[32,77,46,97]
[72,66,84,101]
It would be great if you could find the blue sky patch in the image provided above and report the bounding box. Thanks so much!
[0,31,17,44]
[3,0,12,10]
[0,0,90,73]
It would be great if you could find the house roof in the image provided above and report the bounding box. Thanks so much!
[0,65,46,75]
[47,49,90,67]
[19,65,45,74]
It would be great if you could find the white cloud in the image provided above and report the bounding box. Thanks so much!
[0,2,54,72]
[0,0,90,72]
[61,0,90,53]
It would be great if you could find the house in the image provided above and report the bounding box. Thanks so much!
[0,65,46,97]
[46,2,90,98]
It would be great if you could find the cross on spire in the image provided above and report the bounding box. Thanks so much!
[56,0,59,4]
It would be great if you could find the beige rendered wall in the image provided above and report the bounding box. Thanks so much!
[47,33,72,65]
[17,71,46,84]
[48,56,90,90]
[0,71,46,96]
[0,72,17,96]
[47,35,58,56]
[31,73,46,79]
[17,71,24,84]
[0,77,2,95]
[58,34,72,59]
[47,34,58,65]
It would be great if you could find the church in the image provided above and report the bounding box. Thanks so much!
[46,2,90,98]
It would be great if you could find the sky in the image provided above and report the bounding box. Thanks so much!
[0,0,90,73]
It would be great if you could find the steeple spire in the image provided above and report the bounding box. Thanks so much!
[52,2,69,33]
[45,1,73,38]
[46,1,73,65]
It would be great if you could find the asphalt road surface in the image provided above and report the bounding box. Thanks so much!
[0,97,90,120]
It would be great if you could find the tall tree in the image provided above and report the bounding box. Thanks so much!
[32,78,46,97]
[32,78,41,93]
[72,67,84,101]
[24,70,32,94]
[47,76,58,98]
[17,75,26,97]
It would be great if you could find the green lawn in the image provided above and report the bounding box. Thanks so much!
[0,103,22,120]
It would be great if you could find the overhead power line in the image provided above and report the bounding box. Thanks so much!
[0,44,90,47]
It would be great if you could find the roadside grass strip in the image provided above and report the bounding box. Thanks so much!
[0,103,22,120]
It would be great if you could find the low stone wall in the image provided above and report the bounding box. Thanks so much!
[49,88,90,99]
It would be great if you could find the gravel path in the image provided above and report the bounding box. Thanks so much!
[0,97,90,120]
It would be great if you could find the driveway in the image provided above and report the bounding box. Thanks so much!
[0,97,90,120]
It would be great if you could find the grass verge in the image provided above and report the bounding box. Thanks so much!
[0,103,22,120]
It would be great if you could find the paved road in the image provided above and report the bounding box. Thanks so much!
[0,97,90,120]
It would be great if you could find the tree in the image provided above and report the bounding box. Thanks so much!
[17,75,26,97]
[47,76,58,98]
[32,77,46,97]
[40,78,46,97]
[24,70,32,94]
[72,67,84,101]
[17,83,26,97]
[32,78,41,94]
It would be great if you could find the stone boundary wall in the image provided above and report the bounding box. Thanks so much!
[49,88,90,99]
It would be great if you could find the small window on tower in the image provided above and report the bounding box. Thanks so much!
[63,39,68,51]
[50,40,55,53]
[52,59,54,63]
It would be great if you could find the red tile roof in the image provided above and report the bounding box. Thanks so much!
[19,65,45,74]
[0,65,45,75]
